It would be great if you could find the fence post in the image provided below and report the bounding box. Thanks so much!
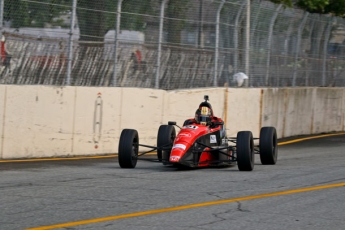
[305,17,316,86]
[0,0,3,41]
[322,17,333,87]
[265,4,282,86]
[244,0,251,87]
[292,12,309,87]
[198,0,203,48]
[233,1,246,75]
[66,0,77,86]
[156,0,168,89]
[112,0,123,87]
[214,0,225,87]
[250,0,262,45]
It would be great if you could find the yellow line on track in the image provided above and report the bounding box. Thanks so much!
[277,132,345,146]
[26,181,345,230]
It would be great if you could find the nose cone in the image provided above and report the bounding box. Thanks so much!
[169,147,184,163]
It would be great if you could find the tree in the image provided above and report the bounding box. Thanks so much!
[166,0,190,44]
[269,0,345,16]
[77,0,153,42]
[4,0,67,28]
[121,0,153,31]
[4,0,153,41]
[4,0,192,44]
[314,0,345,16]
[77,0,110,42]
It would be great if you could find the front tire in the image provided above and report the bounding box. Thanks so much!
[118,129,139,168]
[259,127,278,165]
[236,131,254,171]
[157,125,176,163]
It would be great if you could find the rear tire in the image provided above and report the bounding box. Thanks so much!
[118,129,139,168]
[157,125,176,163]
[236,131,254,171]
[259,127,278,165]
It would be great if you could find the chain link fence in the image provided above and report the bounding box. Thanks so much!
[0,0,344,89]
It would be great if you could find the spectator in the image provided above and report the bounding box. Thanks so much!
[1,35,11,67]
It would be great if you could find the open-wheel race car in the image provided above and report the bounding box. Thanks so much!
[118,96,278,171]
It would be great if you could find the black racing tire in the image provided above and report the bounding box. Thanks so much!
[157,125,176,163]
[118,129,139,168]
[236,131,254,171]
[259,126,278,165]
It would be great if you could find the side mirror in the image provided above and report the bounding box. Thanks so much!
[168,121,176,125]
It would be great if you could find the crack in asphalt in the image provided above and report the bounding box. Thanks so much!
[180,199,252,229]
[191,209,233,229]
[236,201,250,212]
[206,192,225,199]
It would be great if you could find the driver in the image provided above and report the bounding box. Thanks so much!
[183,95,223,127]
[195,106,212,126]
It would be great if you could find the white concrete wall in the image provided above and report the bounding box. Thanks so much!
[1,86,75,158]
[261,88,287,138]
[118,88,165,148]
[261,88,345,138]
[312,88,344,134]
[225,88,262,138]
[0,85,344,159]
[72,87,121,155]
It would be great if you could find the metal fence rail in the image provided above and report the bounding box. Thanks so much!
[0,0,344,89]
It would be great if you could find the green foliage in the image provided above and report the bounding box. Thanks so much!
[324,0,345,16]
[77,0,109,41]
[121,0,153,31]
[3,0,154,41]
[4,0,72,28]
[269,0,345,16]
[166,0,190,44]
[296,0,330,13]
[77,0,154,41]
[6,0,39,27]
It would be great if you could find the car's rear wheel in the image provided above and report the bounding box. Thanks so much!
[236,131,254,171]
[118,129,139,168]
[157,125,176,163]
[259,126,278,165]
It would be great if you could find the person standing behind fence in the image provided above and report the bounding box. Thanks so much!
[131,48,142,71]
[1,35,6,64]
[1,35,11,68]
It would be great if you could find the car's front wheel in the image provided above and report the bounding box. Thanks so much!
[259,127,278,165]
[157,125,176,164]
[118,129,139,168]
[236,131,254,171]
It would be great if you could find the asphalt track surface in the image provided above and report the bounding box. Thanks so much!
[1,133,345,230]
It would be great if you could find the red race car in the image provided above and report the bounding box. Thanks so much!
[118,95,278,171]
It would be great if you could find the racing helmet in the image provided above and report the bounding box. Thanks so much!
[195,106,212,126]
[198,102,213,116]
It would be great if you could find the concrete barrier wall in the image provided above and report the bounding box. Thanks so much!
[261,88,287,138]
[261,88,345,138]
[0,85,344,159]
[312,88,345,134]
[1,86,75,158]
[225,88,262,138]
